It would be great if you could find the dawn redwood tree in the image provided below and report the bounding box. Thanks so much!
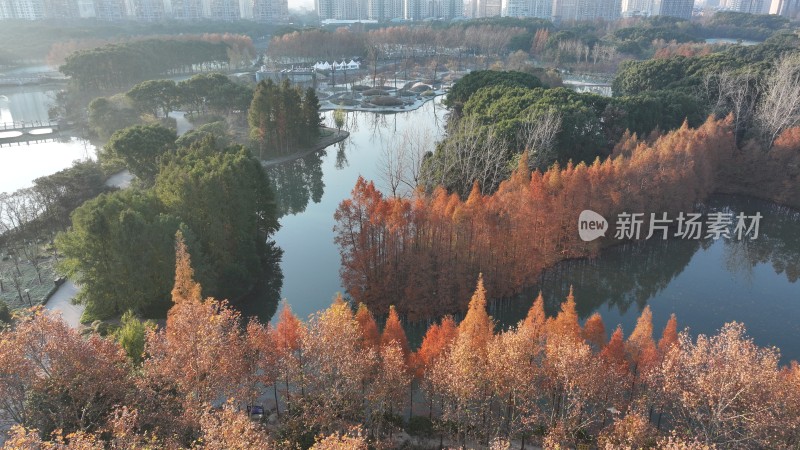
[626,306,658,390]
[141,236,255,440]
[583,312,607,352]
[658,313,679,355]
[273,302,306,407]
[428,276,495,445]
[355,303,380,351]
[367,341,411,437]
[381,305,410,360]
[300,295,376,433]
[547,287,581,342]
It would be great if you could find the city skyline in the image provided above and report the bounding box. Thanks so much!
[2,0,797,21]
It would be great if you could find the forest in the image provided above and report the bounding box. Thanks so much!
[1,244,798,449]
[0,19,269,63]
[59,35,254,92]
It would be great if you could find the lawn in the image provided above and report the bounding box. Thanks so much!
[0,250,60,310]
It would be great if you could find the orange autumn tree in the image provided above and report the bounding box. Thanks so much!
[300,295,376,433]
[381,305,410,359]
[547,286,582,341]
[658,313,679,355]
[414,316,458,417]
[583,313,607,351]
[355,303,380,350]
[140,233,254,442]
[427,275,496,444]
[626,306,658,377]
[335,117,738,318]
[520,291,547,342]
[0,308,131,437]
[273,302,306,406]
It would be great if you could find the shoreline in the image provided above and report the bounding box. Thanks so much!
[259,126,349,167]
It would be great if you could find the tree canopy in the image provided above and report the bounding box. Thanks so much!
[57,137,281,321]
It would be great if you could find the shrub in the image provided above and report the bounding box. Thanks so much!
[363,89,389,96]
[369,96,403,106]
[0,301,11,324]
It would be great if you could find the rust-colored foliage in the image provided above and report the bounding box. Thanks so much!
[335,117,748,319]
[380,305,410,359]
[583,312,607,351]
[355,303,380,350]
[171,230,202,305]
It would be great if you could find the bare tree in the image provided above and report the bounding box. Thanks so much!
[518,110,563,172]
[378,128,433,198]
[420,116,510,197]
[702,70,760,142]
[756,53,800,148]
[1,266,25,306]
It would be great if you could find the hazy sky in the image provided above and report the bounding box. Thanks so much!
[289,0,316,13]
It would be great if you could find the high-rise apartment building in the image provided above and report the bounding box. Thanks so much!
[317,0,367,19]
[660,0,693,17]
[129,0,164,20]
[622,0,658,15]
[1,0,45,19]
[208,0,239,20]
[43,0,81,17]
[93,0,126,19]
[171,0,202,18]
[368,0,401,19]
[252,0,286,21]
[554,0,620,21]
[730,0,768,12]
[502,0,551,18]
[771,0,799,17]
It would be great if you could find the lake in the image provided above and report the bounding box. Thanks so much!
[3,84,799,362]
[0,85,96,194]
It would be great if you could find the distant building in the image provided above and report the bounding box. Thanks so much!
[253,0,287,21]
[317,0,368,20]
[170,0,202,18]
[93,0,126,19]
[206,0,239,20]
[729,0,769,12]
[1,0,45,19]
[502,0,552,19]
[660,0,694,18]
[44,0,81,18]
[368,0,402,20]
[771,0,799,17]
[622,0,658,16]
[129,0,164,20]
[554,0,620,21]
